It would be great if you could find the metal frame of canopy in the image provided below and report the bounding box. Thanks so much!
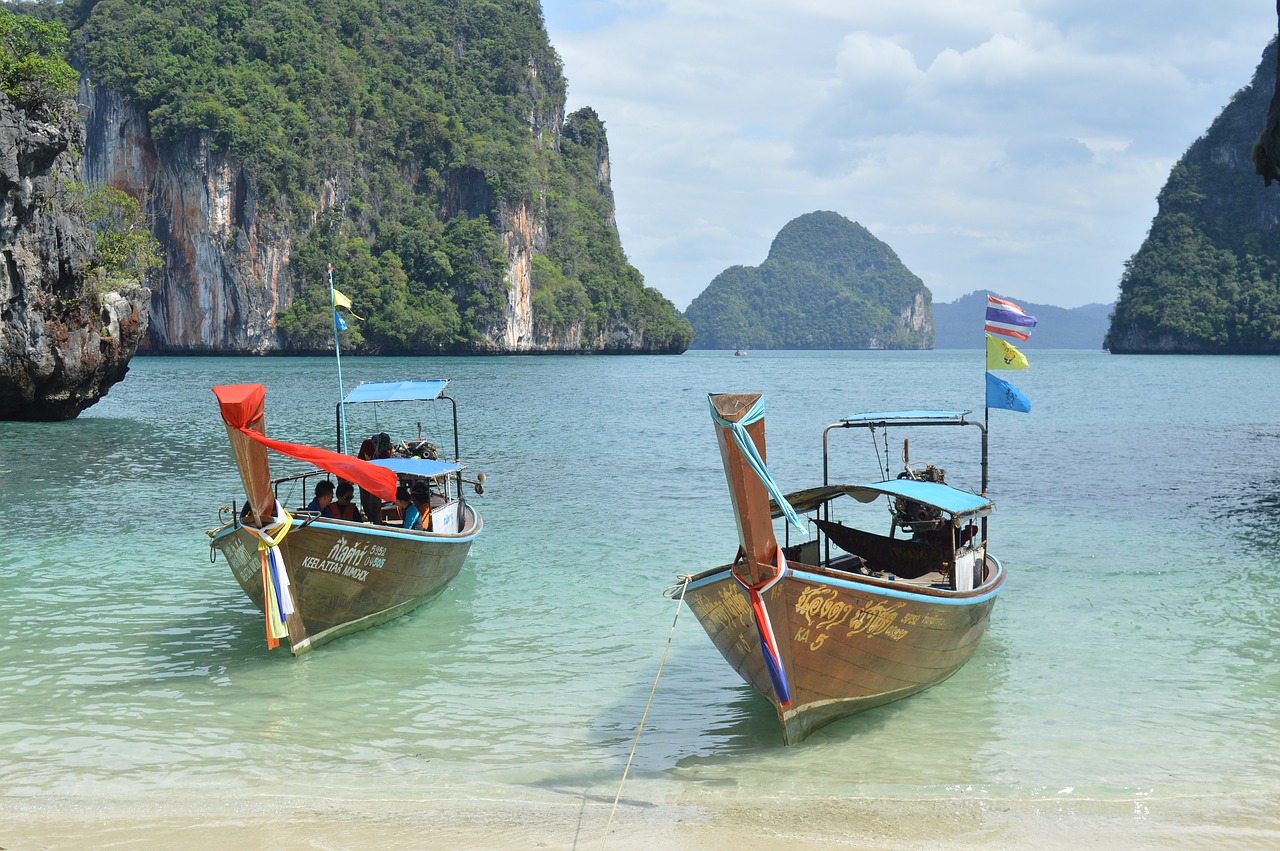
[335,379,461,464]
[807,409,991,569]
[335,379,469,506]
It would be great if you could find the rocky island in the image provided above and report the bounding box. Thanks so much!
[1109,37,1280,354]
[684,211,933,350]
[0,11,150,421]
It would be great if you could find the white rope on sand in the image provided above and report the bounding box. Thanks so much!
[597,575,692,849]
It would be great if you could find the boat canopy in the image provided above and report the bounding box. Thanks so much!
[772,480,992,519]
[841,410,972,426]
[343,380,448,404]
[368,457,463,478]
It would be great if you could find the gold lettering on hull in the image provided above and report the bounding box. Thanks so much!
[690,584,753,633]
[847,601,907,639]
[791,584,912,651]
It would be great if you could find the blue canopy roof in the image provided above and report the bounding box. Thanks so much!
[845,479,991,516]
[841,410,972,426]
[368,457,463,477]
[343,380,448,404]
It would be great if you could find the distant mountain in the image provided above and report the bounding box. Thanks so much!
[684,211,932,349]
[934,292,1113,349]
[1107,37,1280,353]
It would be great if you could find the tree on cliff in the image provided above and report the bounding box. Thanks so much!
[1108,38,1280,354]
[684,211,934,350]
[41,0,692,354]
[0,8,76,112]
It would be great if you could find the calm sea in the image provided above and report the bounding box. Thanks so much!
[1,351,1278,844]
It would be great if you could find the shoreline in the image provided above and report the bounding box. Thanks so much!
[5,787,1278,850]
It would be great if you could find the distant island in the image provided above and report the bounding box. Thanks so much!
[684,211,932,350]
[1108,37,1280,354]
[934,293,1112,349]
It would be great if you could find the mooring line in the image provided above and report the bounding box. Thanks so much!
[598,575,692,849]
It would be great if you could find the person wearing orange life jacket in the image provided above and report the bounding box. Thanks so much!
[324,481,364,522]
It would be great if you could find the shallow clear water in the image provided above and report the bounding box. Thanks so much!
[1,351,1278,825]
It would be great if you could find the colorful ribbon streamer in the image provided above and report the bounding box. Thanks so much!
[733,547,792,707]
[242,501,296,649]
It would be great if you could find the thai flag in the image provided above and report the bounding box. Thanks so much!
[985,295,1037,341]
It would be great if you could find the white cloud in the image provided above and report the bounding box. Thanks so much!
[545,0,1278,309]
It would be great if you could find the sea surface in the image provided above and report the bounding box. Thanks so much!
[1,350,1278,847]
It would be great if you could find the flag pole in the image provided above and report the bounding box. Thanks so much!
[329,263,350,453]
[983,292,990,495]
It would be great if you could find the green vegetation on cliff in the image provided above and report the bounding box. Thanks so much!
[0,6,77,112]
[1107,38,1280,354]
[43,0,690,352]
[684,211,933,350]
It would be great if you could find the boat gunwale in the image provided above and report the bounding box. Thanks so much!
[211,511,483,545]
[686,554,1006,605]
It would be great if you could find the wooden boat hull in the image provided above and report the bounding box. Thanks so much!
[211,510,479,655]
[685,554,1005,744]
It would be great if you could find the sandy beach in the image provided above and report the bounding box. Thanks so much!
[6,787,1280,850]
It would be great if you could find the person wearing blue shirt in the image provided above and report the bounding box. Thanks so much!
[395,485,419,530]
[305,480,334,514]
[409,480,433,532]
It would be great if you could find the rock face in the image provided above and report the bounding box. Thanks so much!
[79,90,676,354]
[0,95,149,421]
[81,86,291,354]
[1254,8,1280,185]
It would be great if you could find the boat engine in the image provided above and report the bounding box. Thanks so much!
[894,464,945,530]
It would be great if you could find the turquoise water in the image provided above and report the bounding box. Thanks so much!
[1,351,1278,839]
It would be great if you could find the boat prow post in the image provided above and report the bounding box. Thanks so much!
[709,392,784,586]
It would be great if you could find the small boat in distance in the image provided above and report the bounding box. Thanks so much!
[208,380,483,655]
[682,394,1005,744]
[734,349,748,357]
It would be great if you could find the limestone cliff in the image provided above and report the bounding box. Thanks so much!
[0,95,149,421]
[81,86,295,353]
[69,0,691,355]
[1254,3,1280,185]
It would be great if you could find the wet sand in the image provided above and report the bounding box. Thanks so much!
[4,789,1278,850]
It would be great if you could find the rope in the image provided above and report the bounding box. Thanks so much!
[599,575,692,849]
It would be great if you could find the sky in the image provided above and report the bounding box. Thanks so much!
[542,1,1279,310]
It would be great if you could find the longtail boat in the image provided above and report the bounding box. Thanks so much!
[683,394,1005,744]
[207,380,483,655]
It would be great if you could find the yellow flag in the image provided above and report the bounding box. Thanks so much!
[331,287,363,319]
[986,333,1028,370]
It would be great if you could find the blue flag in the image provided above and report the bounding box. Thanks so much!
[334,311,348,331]
[986,371,1030,413]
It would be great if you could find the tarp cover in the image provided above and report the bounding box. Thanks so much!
[343,380,448,404]
[213,384,400,503]
[841,410,971,425]
[772,480,992,518]
[368,457,463,478]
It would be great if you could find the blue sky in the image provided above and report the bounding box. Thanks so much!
[542,1,1278,310]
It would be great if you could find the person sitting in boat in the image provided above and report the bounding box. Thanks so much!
[358,432,394,523]
[409,480,434,532]
[305,480,335,514]
[394,485,418,530]
[323,481,364,522]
